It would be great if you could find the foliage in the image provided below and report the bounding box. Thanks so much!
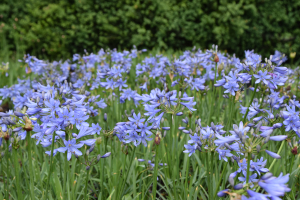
[0,0,300,63]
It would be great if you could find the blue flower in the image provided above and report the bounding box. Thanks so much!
[91,123,102,135]
[128,112,145,127]
[137,122,153,135]
[180,99,196,112]
[223,81,239,96]
[216,149,233,162]
[183,144,197,157]
[258,173,290,197]
[244,50,261,67]
[253,70,271,85]
[56,139,84,160]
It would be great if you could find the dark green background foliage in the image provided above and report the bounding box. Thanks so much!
[0,0,299,63]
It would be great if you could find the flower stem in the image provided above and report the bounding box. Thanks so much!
[84,167,90,200]
[269,140,285,170]
[246,153,251,184]
[289,154,295,174]
[256,140,285,192]
[152,144,159,199]
[12,146,22,200]
[44,131,56,200]
[64,152,69,199]
[184,155,190,191]
[27,131,35,200]
[243,84,258,123]
[210,151,214,198]
[213,162,228,199]
[205,151,210,199]
[5,140,10,199]
[119,147,136,199]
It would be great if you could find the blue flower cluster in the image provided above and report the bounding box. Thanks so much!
[0,46,298,199]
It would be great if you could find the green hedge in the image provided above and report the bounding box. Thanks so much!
[0,0,300,63]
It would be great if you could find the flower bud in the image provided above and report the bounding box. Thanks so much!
[217,189,229,197]
[290,52,296,59]
[291,146,297,155]
[101,152,111,158]
[265,150,281,159]
[231,157,235,163]
[14,111,25,118]
[256,145,261,153]
[163,131,167,137]
[234,183,243,190]
[96,137,102,145]
[241,136,246,144]
[104,113,107,122]
[89,145,95,153]
[211,122,215,131]
[261,172,273,180]
[229,171,237,187]
[86,166,90,170]
[182,119,188,124]
[224,143,232,150]
[176,112,183,116]
[13,127,22,132]
[247,123,255,127]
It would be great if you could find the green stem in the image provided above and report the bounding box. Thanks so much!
[184,155,190,191]
[101,136,108,198]
[208,63,218,124]
[116,154,127,199]
[152,145,159,199]
[44,131,56,200]
[84,168,90,200]
[289,154,295,174]
[296,76,299,98]
[259,91,265,109]
[256,140,285,192]
[119,147,136,200]
[213,162,228,199]
[205,152,210,199]
[214,62,218,92]
[27,131,35,200]
[210,151,214,198]
[12,146,22,200]
[5,140,10,199]
[100,155,104,199]
[243,84,258,123]
[269,140,285,170]
[246,153,251,184]
[226,95,234,130]
[64,153,69,199]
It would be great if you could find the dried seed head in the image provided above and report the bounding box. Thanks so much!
[155,134,161,145]
[23,117,33,131]
[214,54,219,63]
[291,146,298,155]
